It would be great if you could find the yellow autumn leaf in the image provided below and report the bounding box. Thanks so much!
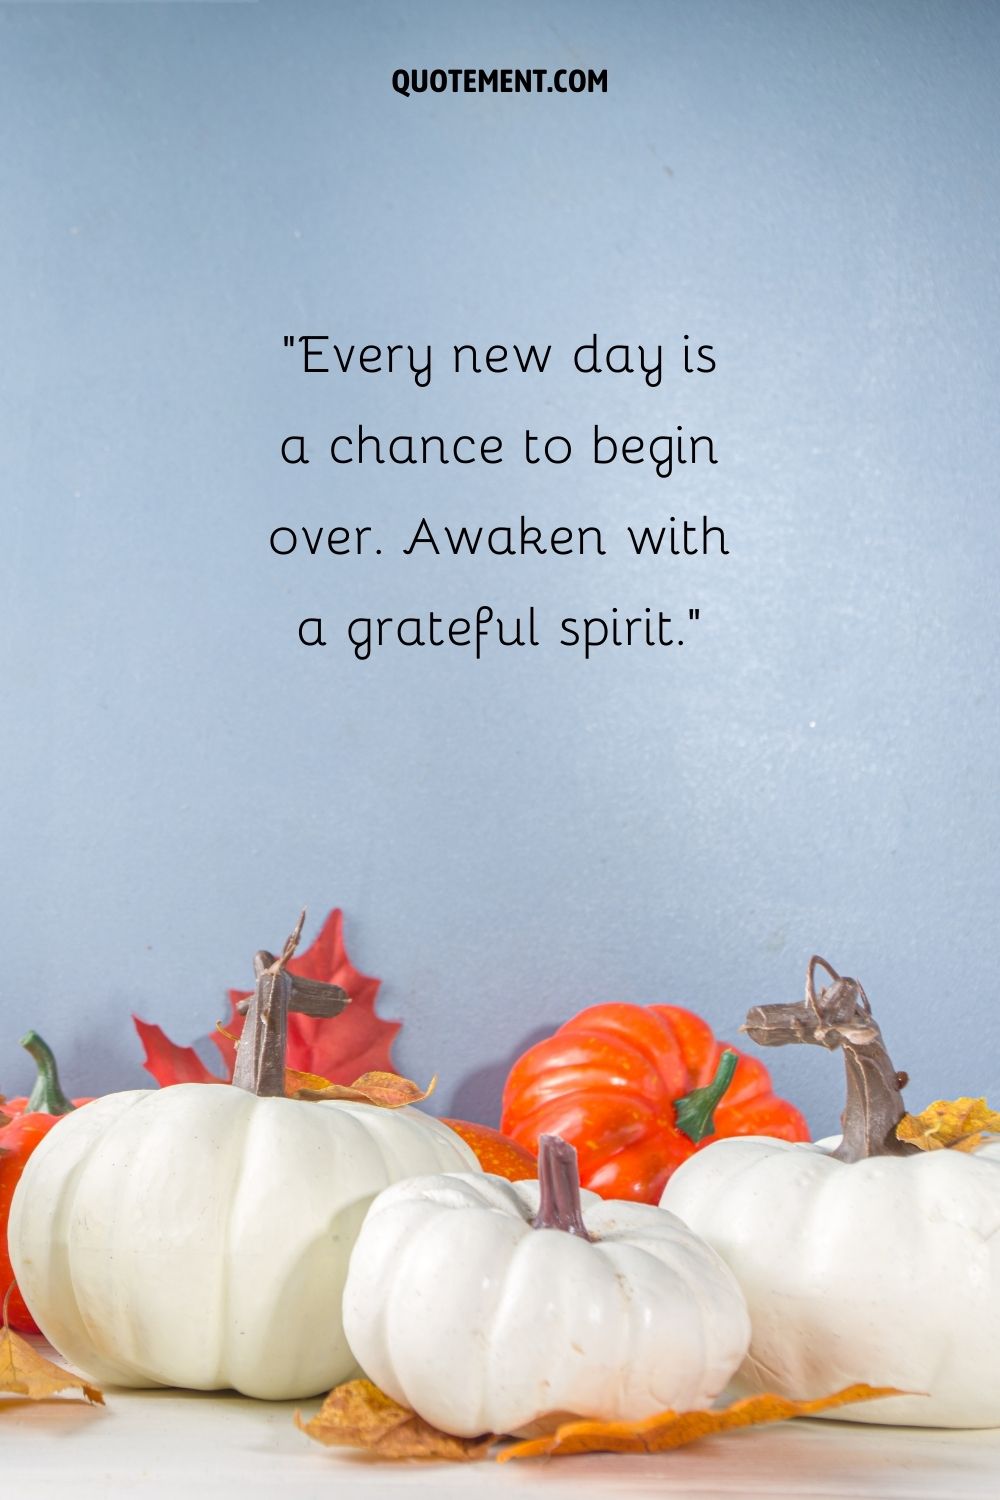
[294,1071,438,1108]
[0,1327,104,1405]
[498,1383,905,1460]
[952,1132,1000,1154]
[297,1379,491,1461]
[897,1097,1000,1151]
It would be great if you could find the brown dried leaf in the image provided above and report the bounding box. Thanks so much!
[897,1097,1000,1151]
[497,1384,904,1461]
[297,1379,492,1461]
[0,1328,104,1405]
[295,1070,438,1108]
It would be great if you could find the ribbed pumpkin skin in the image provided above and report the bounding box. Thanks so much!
[662,1136,1000,1428]
[501,1003,809,1203]
[342,1171,751,1438]
[9,1084,478,1399]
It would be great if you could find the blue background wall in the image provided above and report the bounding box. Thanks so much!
[2,0,998,1132]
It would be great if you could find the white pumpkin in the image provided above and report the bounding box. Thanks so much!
[661,956,1000,1428]
[342,1135,751,1437]
[10,1083,478,1400]
[662,1133,1000,1427]
[8,920,478,1401]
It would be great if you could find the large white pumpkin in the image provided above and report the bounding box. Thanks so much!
[662,1134,1000,1427]
[342,1136,751,1437]
[9,1082,478,1400]
[661,955,1000,1428]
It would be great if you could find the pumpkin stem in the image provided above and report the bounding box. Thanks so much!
[743,955,917,1162]
[531,1134,593,1239]
[674,1049,739,1144]
[20,1032,75,1117]
[231,911,352,1098]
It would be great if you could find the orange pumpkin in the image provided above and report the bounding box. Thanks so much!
[1,1033,90,1332]
[439,1119,537,1181]
[501,1003,809,1203]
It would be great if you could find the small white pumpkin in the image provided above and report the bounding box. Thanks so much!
[342,1134,751,1437]
[8,921,478,1401]
[661,957,1000,1428]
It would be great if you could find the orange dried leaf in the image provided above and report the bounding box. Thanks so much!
[897,1097,1000,1151]
[296,1379,903,1465]
[0,1328,104,1405]
[285,1068,336,1095]
[498,1384,904,1461]
[217,1035,337,1099]
[296,1070,437,1108]
[297,1379,492,1461]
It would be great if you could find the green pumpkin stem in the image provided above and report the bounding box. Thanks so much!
[20,1031,76,1117]
[674,1049,739,1144]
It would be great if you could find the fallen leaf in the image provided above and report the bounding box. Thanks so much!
[498,1383,904,1460]
[297,1379,492,1461]
[897,1097,1000,1151]
[0,1328,104,1405]
[296,1379,902,1464]
[295,1071,437,1108]
[134,909,401,1087]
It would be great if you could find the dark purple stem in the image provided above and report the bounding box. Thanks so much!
[531,1134,593,1239]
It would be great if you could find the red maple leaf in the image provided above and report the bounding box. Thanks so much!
[134,910,400,1087]
[134,1019,223,1085]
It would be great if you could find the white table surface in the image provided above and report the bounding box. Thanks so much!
[7,1350,1000,1500]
